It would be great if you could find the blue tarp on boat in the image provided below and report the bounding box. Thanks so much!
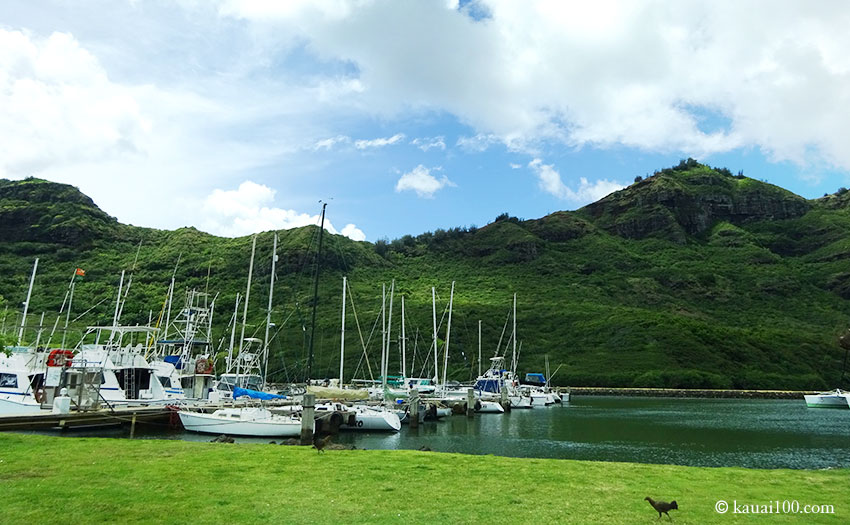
[233,387,286,400]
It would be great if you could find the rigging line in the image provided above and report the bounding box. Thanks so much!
[346,280,375,381]
[70,297,109,323]
[351,299,381,382]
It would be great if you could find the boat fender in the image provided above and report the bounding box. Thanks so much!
[47,349,74,367]
[474,400,482,412]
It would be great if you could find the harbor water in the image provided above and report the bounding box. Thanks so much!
[24,396,850,469]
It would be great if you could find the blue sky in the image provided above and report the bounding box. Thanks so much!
[1,1,849,241]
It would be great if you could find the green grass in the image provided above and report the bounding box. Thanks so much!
[0,433,847,524]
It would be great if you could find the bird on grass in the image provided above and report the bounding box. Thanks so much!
[645,497,678,520]
[313,434,333,453]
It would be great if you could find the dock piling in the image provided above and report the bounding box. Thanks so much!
[410,389,419,429]
[300,394,315,445]
[466,388,475,418]
[130,414,137,439]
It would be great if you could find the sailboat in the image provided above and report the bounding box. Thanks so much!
[180,234,307,437]
[335,277,401,431]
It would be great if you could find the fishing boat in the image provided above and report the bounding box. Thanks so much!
[804,389,850,409]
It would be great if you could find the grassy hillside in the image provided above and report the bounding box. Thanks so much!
[1,160,849,389]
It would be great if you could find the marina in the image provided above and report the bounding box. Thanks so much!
[9,395,850,470]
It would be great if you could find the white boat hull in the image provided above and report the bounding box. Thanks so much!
[509,396,532,409]
[347,406,401,431]
[804,392,850,409]
[0,397,43,415]
[476,400,505,413]
[179,408,305,437]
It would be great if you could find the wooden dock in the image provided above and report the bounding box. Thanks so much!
[0,406,174,431]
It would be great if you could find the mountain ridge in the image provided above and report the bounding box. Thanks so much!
[1,162,849,390]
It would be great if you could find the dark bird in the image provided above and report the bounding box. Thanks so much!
[645,497,678,520]
[313,434,333,453]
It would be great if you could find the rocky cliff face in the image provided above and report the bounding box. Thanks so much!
[0,178,119,245]
[581,167,811,242]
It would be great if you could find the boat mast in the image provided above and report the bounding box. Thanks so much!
[512,293,517,375]
[306,202,327,382]
[401,295,406,379]
[226,293,241,373]
[240,234,257,355]
[380,283,387,393]
[163,278,175,341]
[17,257,38,345]
[108,270,125,343]
[163,255,180,342]
[478,320,482,377]
[432,286,438,385]
[339,276,347,386]
[385,280,394,391]
[61,271,76,348]
[33,312,45,348]
[262,233,278,389]
[442,281,454,389]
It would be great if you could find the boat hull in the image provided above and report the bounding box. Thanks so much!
[0,397,43,415]
[178,409,304,437]
[804,393,849,409]
[346,407,401,431]
[476,400,505,413]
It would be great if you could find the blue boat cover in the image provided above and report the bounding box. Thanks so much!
[525,373,546,385]
[233,387,286,400]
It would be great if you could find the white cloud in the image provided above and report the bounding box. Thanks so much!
[456,133,501,152]
[395,165,454,198]
[354,133,405,149]
[509,163,522,169]
[528,159,623,205]
[216,1,850,170]
[313,134,351,150]
[341,223,366,241]
[202,180,367,239]
[410,136,446,151]
[0,30,151,176]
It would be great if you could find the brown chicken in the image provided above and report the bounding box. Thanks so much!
[313,434,333,453]
[645,497,678,519]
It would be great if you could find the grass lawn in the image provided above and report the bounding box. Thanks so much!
[0,433,847,524]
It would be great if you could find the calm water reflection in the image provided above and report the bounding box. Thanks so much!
[29,396,850,469]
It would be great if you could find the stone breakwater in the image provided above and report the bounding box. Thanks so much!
[564,387,813,399]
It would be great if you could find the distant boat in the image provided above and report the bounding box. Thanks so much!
[804,389,850,409]
[805,330,850,409]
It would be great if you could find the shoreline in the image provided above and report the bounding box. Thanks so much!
[563,387,813,399]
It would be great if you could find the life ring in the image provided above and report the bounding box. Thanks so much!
[195,358,214,375]
[47,349,74,367]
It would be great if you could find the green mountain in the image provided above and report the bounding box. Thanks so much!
[2,160,849,390]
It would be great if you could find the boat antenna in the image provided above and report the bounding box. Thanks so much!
[306,201,327,382]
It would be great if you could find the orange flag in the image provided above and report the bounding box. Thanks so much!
[75,268,86,277]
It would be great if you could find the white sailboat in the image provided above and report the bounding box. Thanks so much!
[179,406,303,437]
